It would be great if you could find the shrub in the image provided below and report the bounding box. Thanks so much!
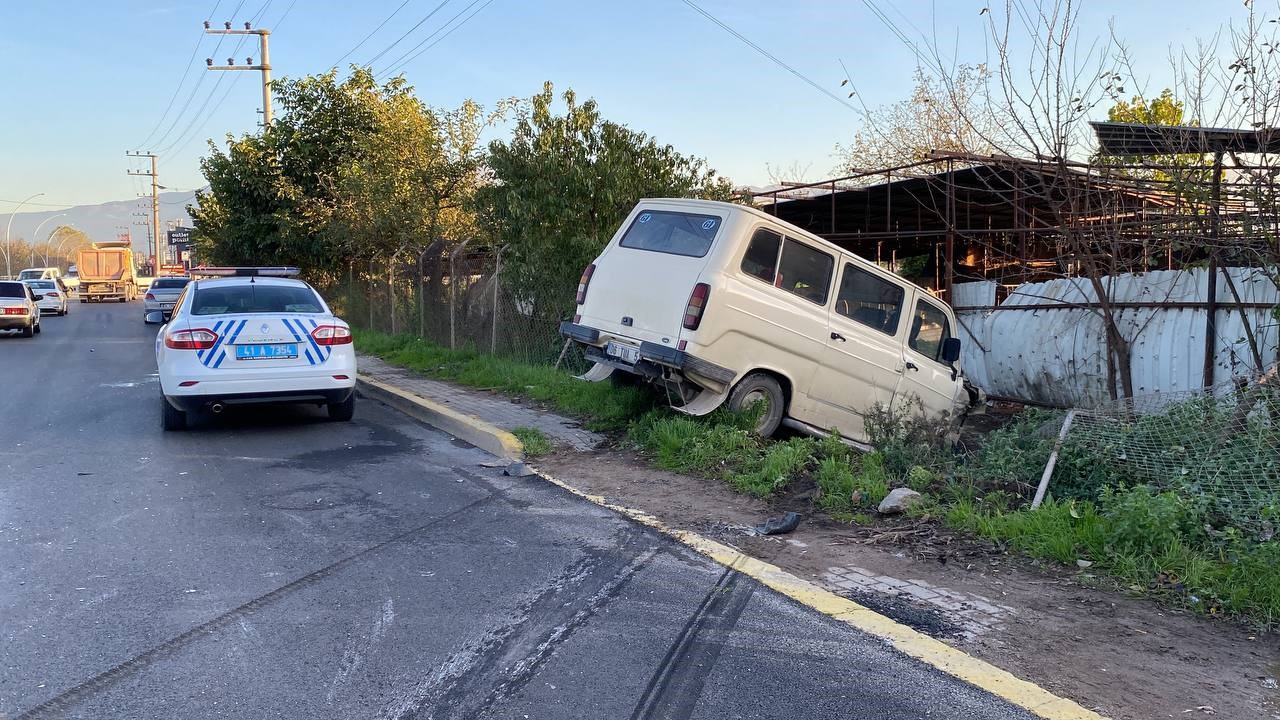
[1099,484,1207,556]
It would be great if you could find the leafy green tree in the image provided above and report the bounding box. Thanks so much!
[189,68,394,272]
[478,82,738,321]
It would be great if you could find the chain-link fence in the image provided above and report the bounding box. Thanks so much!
[325,242,585,369]
[1065,369,1279,537]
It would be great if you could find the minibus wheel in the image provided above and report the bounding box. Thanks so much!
[728,372,785,438]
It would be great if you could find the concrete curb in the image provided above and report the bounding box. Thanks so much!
[361,371,1102,719]
[356,375,524,461]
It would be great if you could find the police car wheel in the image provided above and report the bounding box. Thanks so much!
[161,398,187,431]
[327,394,355,422]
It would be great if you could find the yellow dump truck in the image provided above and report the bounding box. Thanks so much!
[76,242,138,302]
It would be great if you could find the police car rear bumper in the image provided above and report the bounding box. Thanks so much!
[162,372,356,412]
[165,386,354,413]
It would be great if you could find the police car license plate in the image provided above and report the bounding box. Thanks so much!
[235,343,298,360]
[605,341,640,364]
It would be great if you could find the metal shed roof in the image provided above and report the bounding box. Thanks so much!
[1091,121,1280,155]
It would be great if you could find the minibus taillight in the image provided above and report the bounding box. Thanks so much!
[576,264,596,305]
[682,283,710,330]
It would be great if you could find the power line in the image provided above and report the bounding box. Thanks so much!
[156,1,274,156]
[136,0,225,150]
[163,74,248,159]
[363,0,452,68]
[272,0,299,30]
[332,0,412,68]
[379,0,494,78]
[680,0,858,114]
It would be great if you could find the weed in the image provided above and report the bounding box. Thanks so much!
[852,452,890,506]
[815,455,857,512]
[512,426,553,457]
[731,437,815,497]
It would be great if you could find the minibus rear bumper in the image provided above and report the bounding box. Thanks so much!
[559,321,735,387]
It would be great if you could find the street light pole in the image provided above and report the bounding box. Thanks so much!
[4,192,46,278]
[45,225,77,266]
[30,213,68,267]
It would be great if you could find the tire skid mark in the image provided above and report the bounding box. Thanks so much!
[380,532,657,720]
[13,493,499,720]
[630,566,756,720]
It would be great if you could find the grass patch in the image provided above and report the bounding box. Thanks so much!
[512,426,553,457]
[354,328,653,431]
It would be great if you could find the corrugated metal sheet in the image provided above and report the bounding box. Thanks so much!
[955,268,1280,408]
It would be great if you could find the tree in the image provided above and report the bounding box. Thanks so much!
[837,65,998,173]
[477,82,738,321]
[189,68,395,272]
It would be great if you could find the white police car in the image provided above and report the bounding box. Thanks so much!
[153,268,356,431]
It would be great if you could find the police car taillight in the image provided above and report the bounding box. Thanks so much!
[311,325,352,346]
[165,328,218,350]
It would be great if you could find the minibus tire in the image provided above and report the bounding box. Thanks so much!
[728,372,785,438]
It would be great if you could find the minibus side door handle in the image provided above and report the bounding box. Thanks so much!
[830,332,846,342]
[905,361,919,371]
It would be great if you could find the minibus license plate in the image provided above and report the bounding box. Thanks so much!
[606,341,640,365]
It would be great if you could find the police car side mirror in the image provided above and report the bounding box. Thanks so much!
[31,294,44,301]
[145,311,166,324]
[941,337,961,363]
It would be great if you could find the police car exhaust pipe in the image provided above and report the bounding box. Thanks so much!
[210,402,225,414]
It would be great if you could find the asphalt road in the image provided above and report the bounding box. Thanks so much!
[0,301,1035,719]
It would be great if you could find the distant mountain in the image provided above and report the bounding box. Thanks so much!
[0,190,203,259]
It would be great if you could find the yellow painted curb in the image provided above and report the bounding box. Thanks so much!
[356,375,524,461]
[531,469,1105,720]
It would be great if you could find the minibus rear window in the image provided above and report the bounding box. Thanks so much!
[618,210,722,258]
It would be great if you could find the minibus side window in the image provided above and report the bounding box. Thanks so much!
[834,263,904,336]
[776,240,833,305]
[909,300,952,362]
[741,228,783,283]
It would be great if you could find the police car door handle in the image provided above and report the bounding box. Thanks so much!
[830,332,846,342]
[905,360,919,371]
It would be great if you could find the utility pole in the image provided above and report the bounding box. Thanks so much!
[205,21,273,127]
[126,151,161,268]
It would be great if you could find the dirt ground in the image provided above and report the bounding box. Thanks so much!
[536,449,1280,720]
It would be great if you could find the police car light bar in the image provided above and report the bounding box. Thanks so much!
[193,267,301,278]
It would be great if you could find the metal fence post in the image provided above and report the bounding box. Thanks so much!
[387,253,397,335]
[368,258,375,330]
[449,239,472,350]
[491,246,503,354]
[417,240,443,340]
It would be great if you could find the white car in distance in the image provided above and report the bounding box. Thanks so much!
[152,268,357,431]
[22,279,69,316]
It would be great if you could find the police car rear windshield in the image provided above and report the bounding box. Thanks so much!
[191,285,324,315]
[26,280,56,289]
[618,210,722,258]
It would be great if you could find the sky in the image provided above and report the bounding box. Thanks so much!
[0,0,1247,216]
